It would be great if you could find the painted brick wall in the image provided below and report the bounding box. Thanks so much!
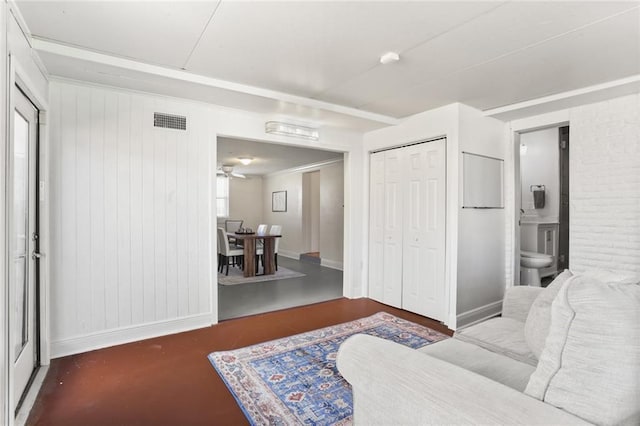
[569,94,640,274]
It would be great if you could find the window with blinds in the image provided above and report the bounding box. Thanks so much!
[216,176,229,217]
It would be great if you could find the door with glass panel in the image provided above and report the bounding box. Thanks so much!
[11,86,39,410]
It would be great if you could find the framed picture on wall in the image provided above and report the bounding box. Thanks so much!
[272,191,287,212]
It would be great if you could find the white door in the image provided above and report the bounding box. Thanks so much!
[401,140,446,320]
[11,87,39,409]
[382,149,403,308]
[368,152,385,301]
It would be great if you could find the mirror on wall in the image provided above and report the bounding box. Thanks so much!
[462,151,504,209]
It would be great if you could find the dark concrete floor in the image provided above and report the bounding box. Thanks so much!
[218,256,343,320]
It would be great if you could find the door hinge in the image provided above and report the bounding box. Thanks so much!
[560,140,568,149]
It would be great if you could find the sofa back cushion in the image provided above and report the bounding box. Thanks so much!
[523,269,572,359]
[524,274,640,425]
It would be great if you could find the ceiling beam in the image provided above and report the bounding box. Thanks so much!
[484,74,640,121]
[32,37,400,127]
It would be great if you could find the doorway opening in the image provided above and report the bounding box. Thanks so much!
[10,85,41,414]
[301,170,321,264]
[215,136,345,320]
[517,125,570,287]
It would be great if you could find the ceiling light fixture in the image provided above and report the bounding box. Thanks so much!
[380,51,400,65]
[265,121,319,141]
[238,157,253,165]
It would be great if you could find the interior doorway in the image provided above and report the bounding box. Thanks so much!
[517,125,570,287]
[301,170,321,262]
[10,85,41,413]
[215,136,345,320]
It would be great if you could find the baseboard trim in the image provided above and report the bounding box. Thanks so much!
[320,258,343,271]
[278,249,300,260]
[51,313,212,358]
[277,250,342,271]
[456,300,502,329]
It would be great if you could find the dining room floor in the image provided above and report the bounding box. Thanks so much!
[218,256,343,320]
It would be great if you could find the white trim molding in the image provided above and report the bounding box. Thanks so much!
[277,249,300,260]
[50,314,212,358]
[31,38,399,127]
[485,74,640,122]
[455,300,503,329]
[321,259,343,271]
[264,158,344,178]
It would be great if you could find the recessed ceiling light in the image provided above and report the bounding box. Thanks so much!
[380,51,400,65]
[238,157,253,166]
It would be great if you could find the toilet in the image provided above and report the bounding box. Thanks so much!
[520,250,553,286]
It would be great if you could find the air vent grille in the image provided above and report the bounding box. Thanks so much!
[154,112,186,131]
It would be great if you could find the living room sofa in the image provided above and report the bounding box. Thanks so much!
[337,270,640,425]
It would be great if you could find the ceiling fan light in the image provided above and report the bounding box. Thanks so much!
[238,157,253,165]
[265,121,319,141]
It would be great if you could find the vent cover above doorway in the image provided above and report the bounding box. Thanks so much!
[154,112,186,130]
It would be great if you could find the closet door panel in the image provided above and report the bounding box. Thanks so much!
[369,138,446,317]
[402,140,446,321]
[368,152,385,302]
[383,150,403,308]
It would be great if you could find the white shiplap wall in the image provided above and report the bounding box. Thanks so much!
[49,81,214,356]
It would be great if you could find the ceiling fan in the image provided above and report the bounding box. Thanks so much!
[217,165,246,179]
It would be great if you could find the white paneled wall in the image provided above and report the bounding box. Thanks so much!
[49,82,213,356]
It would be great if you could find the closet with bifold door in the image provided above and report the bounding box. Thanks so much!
[369,138,446,322]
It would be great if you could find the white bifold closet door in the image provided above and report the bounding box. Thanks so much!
[368,138,446,321]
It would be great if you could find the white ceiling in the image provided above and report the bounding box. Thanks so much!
[16,1,640,127]
[217,137,342,176]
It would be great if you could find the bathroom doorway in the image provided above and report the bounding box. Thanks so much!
[518,125,570,286]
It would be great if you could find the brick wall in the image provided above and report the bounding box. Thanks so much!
[569,94,640,274]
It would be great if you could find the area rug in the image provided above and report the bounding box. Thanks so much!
[208,312,448,425]
[218,266,306,286]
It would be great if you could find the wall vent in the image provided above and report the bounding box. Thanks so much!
[154,112,187,131]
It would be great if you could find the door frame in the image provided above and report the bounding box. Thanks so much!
[4,55,50,425]
[301,170,321,255]
[511,120,569,286]
[367,136,448,321]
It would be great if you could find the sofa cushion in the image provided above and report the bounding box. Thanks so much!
[524,269,573,359]
[525,274,640,425]
[420,338,536,392]
[572,268,640,284]
[454,317,537,366]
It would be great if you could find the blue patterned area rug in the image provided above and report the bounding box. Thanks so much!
[208,312,448,425]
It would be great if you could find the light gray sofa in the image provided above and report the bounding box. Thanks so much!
[337,270,640,425]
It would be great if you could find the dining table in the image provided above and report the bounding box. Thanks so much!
[228,232,282,277]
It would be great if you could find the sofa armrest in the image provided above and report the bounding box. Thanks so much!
[501,286,544,322]
[337,334,589,425]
